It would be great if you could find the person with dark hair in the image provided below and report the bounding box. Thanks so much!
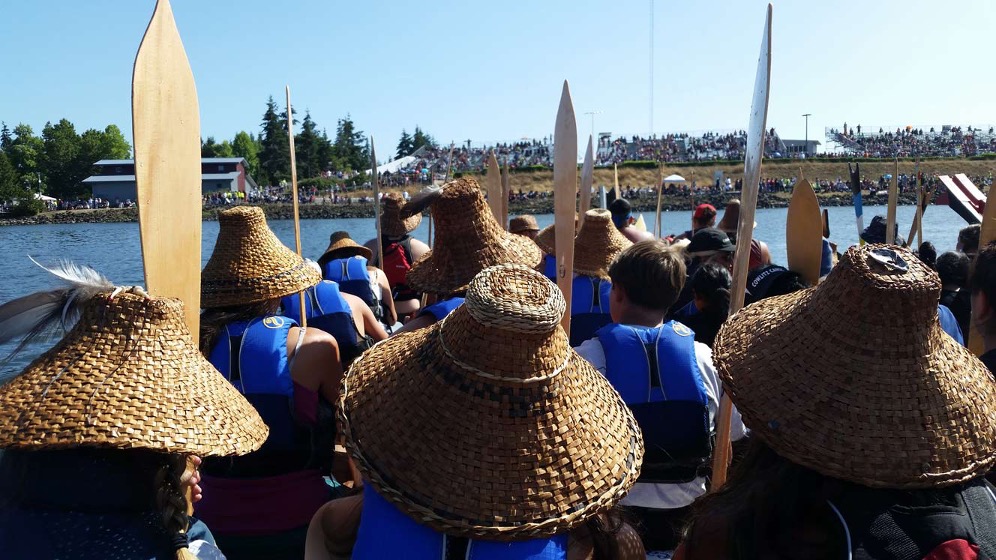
[676,245,996,559]
[576,240,745,552]
[971,241,996,372]
[916,240,937,269]
[670,228,736,316]
[609,197,654,243]
[860,215,903,246]
[673,263,732,348]
[959,224,981,259]
[936,251,972,337]
[674,203,717,242]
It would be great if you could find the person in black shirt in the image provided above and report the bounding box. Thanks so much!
[970,241,996,373]
[936,251,971,337]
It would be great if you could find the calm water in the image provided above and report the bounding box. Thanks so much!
[0,204,966,374]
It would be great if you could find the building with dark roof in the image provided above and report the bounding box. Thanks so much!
[82,158,258,201]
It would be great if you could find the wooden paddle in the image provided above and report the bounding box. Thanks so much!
[906,179,937,247]
[285,86,307,326]
[613,163,621,200]
[655,164,664,237]
[486,150,502,223]
[822,208,830,239]
[970,180,996,355]
[913,157,923,246]
[501,160,511,230]
[886,158,899,245]
[554,81,578,335]
[132,0,201,517]
[579,135,594,229]
[711,3,772,489]
[786,176,823,286]
[371,138,383,269]
[849,162,864,245]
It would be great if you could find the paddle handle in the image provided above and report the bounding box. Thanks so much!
[286,86,307,327]
[371,138,384,269]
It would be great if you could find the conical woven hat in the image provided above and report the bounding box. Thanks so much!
[381,192,421,238]
[509,215,540,234]
[533,215,579,255]
[714,244,996,489]
[339,264,643,540]
[406,178,543,295]
[573,209,633,279]
[318,231,373,266]
[201,206,321,308]
[0,289,268,455]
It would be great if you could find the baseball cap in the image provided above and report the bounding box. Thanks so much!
[687,228,735,255]
[693,203,717,221]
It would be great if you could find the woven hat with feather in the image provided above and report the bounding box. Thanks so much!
[403,178,543,295]
[0,265,268,455]
[201,206,321,308]
[381,192,421,238]
[339,264,643,540]
[714,244,996,489]
[573,209,633,279]
[317,231,373,267]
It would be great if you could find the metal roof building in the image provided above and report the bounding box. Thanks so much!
[82,158,258,201]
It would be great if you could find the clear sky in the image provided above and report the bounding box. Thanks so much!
[2,0,994,156]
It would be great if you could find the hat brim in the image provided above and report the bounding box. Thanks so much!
[318,242,374,266]
[714,287,996,489]
[535,224,556,255]
[406,232,543,295]
[338,319,643,540]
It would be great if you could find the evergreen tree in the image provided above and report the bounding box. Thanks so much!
[0,151,23,202]
[396,129,414,159]
[412,126,436,151]
[232,131,260,179]
[295,111,322,178]
[333,115,367,172]
[317,129,334,176]
[258,96,289,185]
[0,122,12,152]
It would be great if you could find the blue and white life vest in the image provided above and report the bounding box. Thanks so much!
[596,322,712,483]
[208,316,302,456]
[322,256,382,320]
[542,254,557,282]
[281,281,369,367]
[418,296,466,322]
[569,275,613,347]
[352,485,569,560]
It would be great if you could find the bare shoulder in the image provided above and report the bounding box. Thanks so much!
[409,238,430,257]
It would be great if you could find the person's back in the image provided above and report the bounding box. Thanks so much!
[672,263,732,348]
[936,251,972,337]
[569,210,633,346]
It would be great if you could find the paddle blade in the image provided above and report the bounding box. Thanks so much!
[786,178,822,286]
[579,136,594,227]
[554,81,578,335]
[822,208,830,239]
[501,160,511,229]
[486,150,502,225]
[132,0,201,335]
[613,163,620,200]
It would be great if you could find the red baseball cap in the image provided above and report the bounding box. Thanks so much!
[693,203,717,221]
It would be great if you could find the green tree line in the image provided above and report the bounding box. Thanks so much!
[1,96,438,207]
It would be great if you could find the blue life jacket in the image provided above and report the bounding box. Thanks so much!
[419,296,466,322]
[207,316,314,475]
[281,281,371,367]
[322,256,382,321]
[542,254,557,282]
[596,322,712,483]
[570,275,613,347]
[939,304,965,346]
[352,485,569,560]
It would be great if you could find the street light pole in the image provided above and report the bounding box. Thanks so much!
[583,111,602,142]
[802,113,812,157]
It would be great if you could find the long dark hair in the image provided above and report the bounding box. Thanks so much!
[691,263,731,318]
[683,438,845,560]
[200,299,281,354]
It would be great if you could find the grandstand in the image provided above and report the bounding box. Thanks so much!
[825,125,996,158]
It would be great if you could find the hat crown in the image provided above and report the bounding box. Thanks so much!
[432,179,502,245]
[329,231,351,243]
[218,205,264,225]
[464,264,565,334]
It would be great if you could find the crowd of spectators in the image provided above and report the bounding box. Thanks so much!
[828,124,996,158]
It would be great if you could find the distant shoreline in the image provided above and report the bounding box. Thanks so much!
[0,191,921,227]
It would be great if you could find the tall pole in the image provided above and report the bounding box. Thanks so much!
[649,0,654,137]
[802,113,811,157]
[584,111,601,142]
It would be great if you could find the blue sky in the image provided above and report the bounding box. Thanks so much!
[2,0,994,156]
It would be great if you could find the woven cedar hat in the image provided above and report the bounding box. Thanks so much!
[509,215,540,234]
[0,289,268,455]
[339,264,643,540]
[573,209,633,279]
[317,231,373,266]
[201,206,321,308]
[535,216,579,255]
[405,178,543,295]
[381,192,421,238]
[714,244,996,489]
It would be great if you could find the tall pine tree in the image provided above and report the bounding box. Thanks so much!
[412,126,436,151]
[258,96,289,185]
[295,111,323,178]
[333,115,368,172]
[396,130,414,159]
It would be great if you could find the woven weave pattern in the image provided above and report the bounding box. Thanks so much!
[573,210,632,279]
[201,206,320,308]
[406,179,543,295]
[320,231,373,263]
[714,244,996,488]
[339,264,642,540]
[0,290,269,455]
[381,192,421,238]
